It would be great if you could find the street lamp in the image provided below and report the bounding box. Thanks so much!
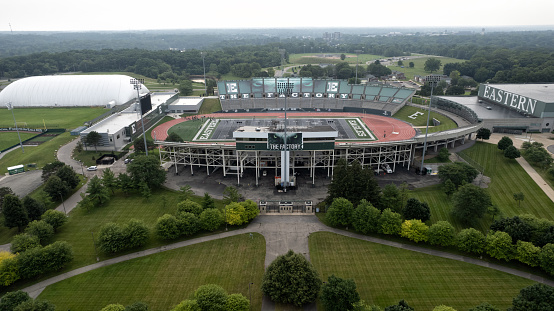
[354,50,362,84]
[79,160,85,176]
[201,52,207,96]
[59,192,67,215]
[248,282,254,311]
[419,79,438,175]
[130,78,148,156]
[91,231,100,262]
[6,102,24,153]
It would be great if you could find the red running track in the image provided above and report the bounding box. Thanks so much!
[151,112,416,145]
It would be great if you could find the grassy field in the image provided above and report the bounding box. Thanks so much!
[386,56,466,80]
[393,105,458,134]
[168,119,207,142]
[0,132,37,150]
[310,232,533,310]
[288,53,383,66]
[0,107,106,130]
[410,142,554,232]
[38,233,266,311]
[198,98,222,115]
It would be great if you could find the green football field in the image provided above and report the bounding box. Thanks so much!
[0,107,106,130]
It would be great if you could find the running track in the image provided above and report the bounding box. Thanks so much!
[152,112,416,144]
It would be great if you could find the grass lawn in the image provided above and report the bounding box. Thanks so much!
[38,233,266,311]
[0,107,106,130]
[0,132,76,174]
[387,56,466,81]
[0,132,37,150]
[309,232,534,311]
[393,105,458,134]
[168,119,207,142]
[198,98,222,115]
[288,53,383,66]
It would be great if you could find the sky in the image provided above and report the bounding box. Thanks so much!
[2,0,554,32]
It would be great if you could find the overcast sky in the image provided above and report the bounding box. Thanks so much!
[2,0,554,32]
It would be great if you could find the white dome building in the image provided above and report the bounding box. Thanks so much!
[0,75,149,107]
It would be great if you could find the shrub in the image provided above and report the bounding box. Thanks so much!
[241,200,259,222]
[351,200,381,234]
[199,209,224,232]
[224,202,246,226]
[456,228,485,254]
[177,200,203,216]
[402,198,431,222]
[17,241,73,279]
[171,300,200,311]
[177,212,200,236]
[540,243,554,275]
[194,284,227,311]
[225,294,249,311]
[400,219,429,243]
[320,274,360,311]
[11,233,41,253]
[515,240,541,267]
[41,210,67,232]
[326,197,354,227]
[101,304,126,311]
[0,290,31,311]
[24,220,54,245]
[0,252,19,286]
[379,208,402,236]
[156,214,181,240]
[485,231,514,261]
[98,223,127,253]
[428,221,456,246]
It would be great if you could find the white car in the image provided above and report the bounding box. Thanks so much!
[87,166,97,171]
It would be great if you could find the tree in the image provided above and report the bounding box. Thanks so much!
[13,299,56,311]
[424,58,442,73]
[320,274,360,311]
[127,155,166,189]
[85,131,102,152]
[223,186,242,205]
[166,132,184,142]
[381,183,401,212]
[102,168,118,194]
[10,233,40,253]
[125,302,149,311]
[177,212,200,236]
[178,199,203,216]
[118,173,135,195]
[515,240,541,267]
[326,197,354,227]
[179,185,195,201]
[3,194,29,232]
[409,62,414,68]
[125,219,149,249]
[225,294,249,311]
[351,200,381,234]
[428,221,456,246]
[241,200,259,222]
[401,219,429,243]
[504,145,521,159]
[101,304,125,311]
[179,79,194,95]
[438,162,479,188]
[490,216,533,243]
[510,283,554,310]
[97,223,126,253]
[328,159,380,207]
[340,54,346,60]
[451,184,491,226]
[476,128,491,140]
[262,250,322,306]
[25,220,54,245]
[171,300,200,311]
[486,231,515,261]
[87,176,110,206]
[0,291,31,311]
[22,196,45,221]
[133,137,155,153]
[497,136,513,151]
[540,243,554,275]
[385,300,414,311]
[468,303,500,311]
[194,284,227,311]
[0,187,15,211]
[397,60,403,66]
[139,180,151,200]
[202,193,215,210]
[224,202,246,226]
[443,179,456,196]
[456,228,486,254]
[156,214,181,240]
[437,147,450,162]
[199,208,223,231]
[41,210,67,232]
[43,175,70,200]
[56,165,80,190]
[402,198,431,222]
[0,251,19,286]
[379,208,403,235]
[41,161,65,183]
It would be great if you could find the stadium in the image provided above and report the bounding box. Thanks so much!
[153,78,482,187]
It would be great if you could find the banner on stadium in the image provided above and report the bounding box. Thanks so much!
[267,132,303,150]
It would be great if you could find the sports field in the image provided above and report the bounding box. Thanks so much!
[0,107,106,129]
[0,132,37,150]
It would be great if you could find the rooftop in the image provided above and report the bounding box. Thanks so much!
[439,96,527,119]
[486,83,554,103]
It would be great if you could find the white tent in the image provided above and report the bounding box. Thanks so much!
[0,75,149,107]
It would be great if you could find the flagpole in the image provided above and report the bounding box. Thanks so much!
[6,102,24,153]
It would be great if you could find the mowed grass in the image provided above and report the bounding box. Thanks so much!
[309,232,534,310]
[393,105,458,133]
[289,53,383,66]
[0,132,37,150]
[38,233,266,311]
[198,98,222,115]
[0,107,106,130]
[386,55,466,80]
[409,142,554,232]
[168,119,207,142]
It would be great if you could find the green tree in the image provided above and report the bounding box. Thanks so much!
[0,291,31,311]
[428,221,456,246]
[340,54,346,60]
[125,219,149,249]
[241,200,259,222]
[320,274,360,311]
[156,214,181,240]
[117,173,135,195]
[87,176,110,206]
[504,145,521,159]
[438,162,479,188]
[127,155,166,189]
[194,284,227,311]
[85,131,102,152]
[443,179,456,196]
[171,300,200,311]
[177,212,200,236]
[199,208,223,231]
[468,303,499,311]
[381,183,401,212]
[486,231,515,261]
[515,240,541,267]
[385,300,414,311]
[125,302,149,311]
[10,233,40,253]
[202,193,215,210]
[0,187,15,212]
[177,199,203,216]
[41,209,67,232]
[327,197,354,227]
[179,80,194,96]
[22,196,45,221]
[14,299,56,311]
[166,132,184,142]
[133,137,155,154]
[101,304,125,311]
[102,168,118,194]
[451,183,491,226]
[225,294,249,311]
[437,147,450,162]
[97,223,126,253]
[424,58,442,73]
[25,220,54,245]
[43,175,70,201]
[3,194,29,232]
[510,283,554,310]
[179,185,195,201]
[513,192,525,208]
[433,306,457,311]
[476,128,491,140]
[223,186,242,205]
[402,198,431,222]
[56,165,80,190]
[456,228,486,254]
[379,208,403,235]
[497,136,513,151]
[351,199,381,234]
[401,219,429,243]
[328,159,380,207]
[225,202,246,226]
[0,256,20,287]
[262,250,322,306]
[540,243,554,275]
[409,62,414,68]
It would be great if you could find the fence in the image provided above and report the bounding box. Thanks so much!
[0,129,66,153]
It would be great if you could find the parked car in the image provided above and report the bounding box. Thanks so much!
[87,166,97,171]
[380,164,393,174]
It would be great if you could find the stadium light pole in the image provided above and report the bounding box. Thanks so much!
[201,52,207,96]
[419,80,437,175]
[278,49,289,190]
[130,78,148,156]
[6,102,24,153]
[355,50,362,84]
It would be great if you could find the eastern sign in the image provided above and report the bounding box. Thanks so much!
[481,85,538,115]
[267,132,303,150]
